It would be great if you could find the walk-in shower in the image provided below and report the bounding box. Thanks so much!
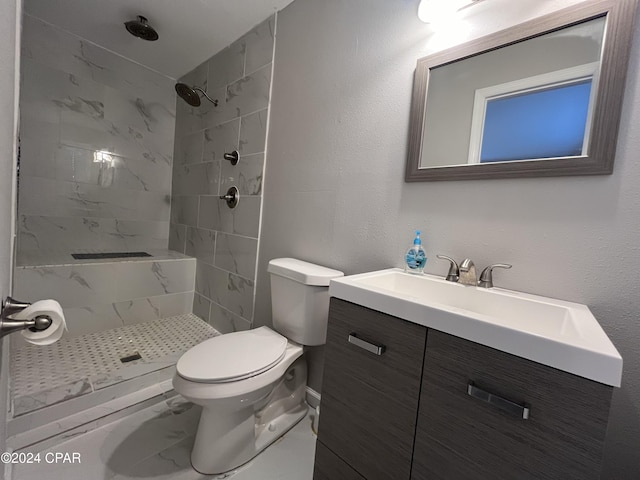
[10,3,276,456]
[7,13,220,449]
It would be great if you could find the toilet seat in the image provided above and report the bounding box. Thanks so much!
[176,327,288,384]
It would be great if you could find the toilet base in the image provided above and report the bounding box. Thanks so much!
[255,402,308,456]
[191,403,308,475]
[190,357,308,475]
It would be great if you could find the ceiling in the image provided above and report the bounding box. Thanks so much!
[24,0,296,79]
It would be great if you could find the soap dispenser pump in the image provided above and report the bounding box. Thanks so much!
[405,230,427,274]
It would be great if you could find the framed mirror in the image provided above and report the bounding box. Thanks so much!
[406,0,638,182]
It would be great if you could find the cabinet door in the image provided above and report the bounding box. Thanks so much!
[412,329,613,480]
[313,441,366,480]
[317,298,427,480]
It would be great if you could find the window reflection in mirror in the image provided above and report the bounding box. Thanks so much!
[419,16,605,169]
[474,70,595,163]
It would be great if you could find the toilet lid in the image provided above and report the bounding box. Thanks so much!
[176,327,288,383]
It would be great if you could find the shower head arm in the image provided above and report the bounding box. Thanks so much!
[193,87,219,107]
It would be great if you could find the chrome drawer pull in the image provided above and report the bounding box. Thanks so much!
[348,333,386,356]
[467,381,530,420]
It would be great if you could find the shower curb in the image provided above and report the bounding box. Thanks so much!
[7,378,177,452]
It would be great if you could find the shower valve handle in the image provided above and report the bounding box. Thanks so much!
[219,186,239,209]
[223,151,239,165]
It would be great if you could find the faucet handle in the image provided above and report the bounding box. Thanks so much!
[436,255,460,282]
[478,264,512,288]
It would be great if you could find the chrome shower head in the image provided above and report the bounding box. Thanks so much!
[125,15,159,41]
[175,83,201,107]
[175,83,219,107]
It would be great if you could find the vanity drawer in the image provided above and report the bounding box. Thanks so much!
[313,441,365,480]
[412,329,613,480]
[318,298,427,480]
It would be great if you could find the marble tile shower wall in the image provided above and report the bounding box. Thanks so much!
[13,257,196,337]
[17,15,176,256]
[169,16,275,333]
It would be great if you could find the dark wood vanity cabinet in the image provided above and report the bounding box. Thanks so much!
[314,298,427,480]
[412,329,614,480]
[313,299,614,480]
[313,442,365,480]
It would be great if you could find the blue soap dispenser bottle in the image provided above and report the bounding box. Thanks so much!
[405,230,427,274]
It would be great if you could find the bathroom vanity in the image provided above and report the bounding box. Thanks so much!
[313,270,621,480]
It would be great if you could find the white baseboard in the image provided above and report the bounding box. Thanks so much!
[305,387,321,409]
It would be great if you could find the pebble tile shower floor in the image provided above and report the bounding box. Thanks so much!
[10,314,217,415]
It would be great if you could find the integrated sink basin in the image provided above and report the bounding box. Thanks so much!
[329,268,622,387]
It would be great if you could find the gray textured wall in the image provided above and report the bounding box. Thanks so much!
[0,0,19,475]
[255,0,640,477]
[169,17,275,334]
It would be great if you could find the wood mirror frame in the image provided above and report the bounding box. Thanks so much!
[405,0,638,182]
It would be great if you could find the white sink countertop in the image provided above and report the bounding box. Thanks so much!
[329,268,622,387]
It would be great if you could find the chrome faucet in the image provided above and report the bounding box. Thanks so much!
[437,255,512,288]
[459,259,477,286]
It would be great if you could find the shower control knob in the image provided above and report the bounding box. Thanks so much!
[219,186,239,209]
[223,151,239,165]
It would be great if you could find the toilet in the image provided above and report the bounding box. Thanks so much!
[173,258,344,474]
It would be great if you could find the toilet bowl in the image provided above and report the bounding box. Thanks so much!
[173,258,343,475]
[174,327,307,474]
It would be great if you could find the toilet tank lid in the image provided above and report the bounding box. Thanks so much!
[268,258,344,286]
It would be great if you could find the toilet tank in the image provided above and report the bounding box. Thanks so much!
[268,258,344,346]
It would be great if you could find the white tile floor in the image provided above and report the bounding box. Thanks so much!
[12,396,317,480]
